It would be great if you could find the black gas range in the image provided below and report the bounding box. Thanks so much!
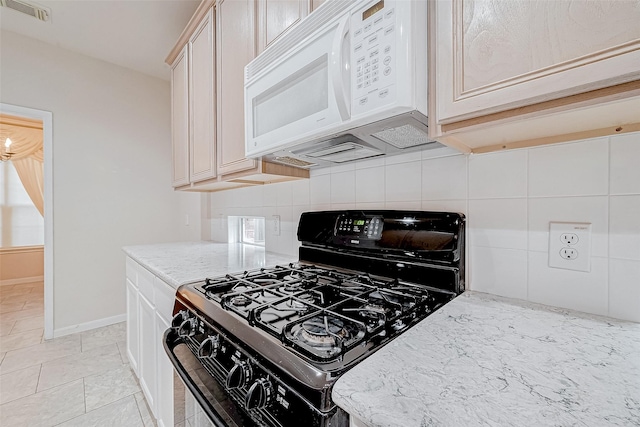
[164,210,465,427]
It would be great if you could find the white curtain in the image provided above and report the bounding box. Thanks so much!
[1,115,44,216]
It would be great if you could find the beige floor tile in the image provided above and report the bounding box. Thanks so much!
[38,343,123,392]
[0,333,81,374]
[0,286,32,298]
[116,340,130,365]
[0,293,33,305]
[134,391,157,427]
[84,364,141,412]
[23,300,45,311]
[0,307,45,323]
[0,378,85,427]
[0,364,41,404]
[11,315,44,334]
[0,301,26,313]
[81,322,126,352]
[0,319,15,337]
[56,395,144,427]
[0,328,43,352]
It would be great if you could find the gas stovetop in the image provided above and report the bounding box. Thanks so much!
[193,263,454,363]
[165,210,465,427]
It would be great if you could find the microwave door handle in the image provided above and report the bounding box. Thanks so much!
[331,16,351,121]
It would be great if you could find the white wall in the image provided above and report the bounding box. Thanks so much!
[207,132,640,323]
[0,31,201,332]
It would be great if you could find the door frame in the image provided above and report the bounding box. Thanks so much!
[1,103,54,339]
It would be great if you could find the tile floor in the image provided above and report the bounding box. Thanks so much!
[0,281,156,426]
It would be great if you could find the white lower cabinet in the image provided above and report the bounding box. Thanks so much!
[139,293,157,414]
[125,257,176,426]
[125,278,139,375]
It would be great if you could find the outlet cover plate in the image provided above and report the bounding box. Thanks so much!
[548,222,592,272]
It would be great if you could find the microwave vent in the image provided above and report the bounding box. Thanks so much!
[0,0,50,21]
[246,0,352,80]
[372,124,435,149]
[273,156,316,168]
[305,142,383,163]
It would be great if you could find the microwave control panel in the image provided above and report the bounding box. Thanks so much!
[350,0,397,116]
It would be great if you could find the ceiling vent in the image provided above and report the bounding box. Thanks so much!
[0,0,50,21]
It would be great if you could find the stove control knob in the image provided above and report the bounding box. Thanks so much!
[245,378,273,410]
[226,361,252,389]
[177,317,197,338]
[171,310,189,329]
[197,335,220,359]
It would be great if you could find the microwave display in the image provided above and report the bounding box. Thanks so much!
[362,0,384,20]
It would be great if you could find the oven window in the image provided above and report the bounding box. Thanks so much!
[252,54,329,137]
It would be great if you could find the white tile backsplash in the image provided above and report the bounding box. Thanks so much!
[208,133,640,322]
[528,252,609,317]
[385,161,421,202]
[470,247,528,299]
[527,196,609,257]
[608,258,640,322]
[528,138,609,197]
[468,150,527,199]
[355,167,385,203]
[469,198,527,250]
[610,133,640,195]
[422,155,467,200]
[609,195,640,261]
[330,171,356,204]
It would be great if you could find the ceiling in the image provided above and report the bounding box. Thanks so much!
[0,0,200,81]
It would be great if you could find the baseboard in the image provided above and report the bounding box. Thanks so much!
[53,313,127,338]
[0,275,44,287]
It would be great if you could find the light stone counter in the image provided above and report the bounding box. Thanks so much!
[122,242,294,289]
[332,291,640,427]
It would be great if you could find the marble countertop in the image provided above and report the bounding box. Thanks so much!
[122,241,293,289]
[332,291,640,427]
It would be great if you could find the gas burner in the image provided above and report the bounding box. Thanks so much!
[231,284,256,293]
[359,303,387,318]
[231,295,252,307]
[286,298,309,310]
[298,316,348,347]
[296,292,315,305]
[280,282,303,293]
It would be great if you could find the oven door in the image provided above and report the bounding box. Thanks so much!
[164,329,257,427]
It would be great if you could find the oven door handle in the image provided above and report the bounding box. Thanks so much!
[163,328,228,427]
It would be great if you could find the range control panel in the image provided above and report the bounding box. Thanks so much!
[336,215,384,239]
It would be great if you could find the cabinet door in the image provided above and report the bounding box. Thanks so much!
[256,0,310,54]
[216,0,258,176]
[171,47,190,187]
[435,0,640,123]
[155,313,174,427]
[139,293,157,416]
[125,278,139,375]
[310,0,324,12]
[189,7,217,183]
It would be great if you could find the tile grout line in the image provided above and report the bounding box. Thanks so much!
[35,363,43,394]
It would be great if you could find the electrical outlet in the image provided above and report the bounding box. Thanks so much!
[559,247,578,260]
[273,215,281,236]
[560,233,579,245]
[549,222,592,272]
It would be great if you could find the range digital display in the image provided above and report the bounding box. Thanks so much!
[362,0,384,20]
[354,220,365,226]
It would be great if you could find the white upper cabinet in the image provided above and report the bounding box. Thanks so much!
[216,0,258,176]
[435,0,640,123]
[170,47,189,188]
[256,0,310,54]
[430,0,640,153]
[189,7,217,183]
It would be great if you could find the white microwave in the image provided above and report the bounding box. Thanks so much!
[244,0,445,168]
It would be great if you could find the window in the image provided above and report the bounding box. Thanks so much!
[228,216,265,247]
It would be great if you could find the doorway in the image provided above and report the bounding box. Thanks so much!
[0,103,53,339]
